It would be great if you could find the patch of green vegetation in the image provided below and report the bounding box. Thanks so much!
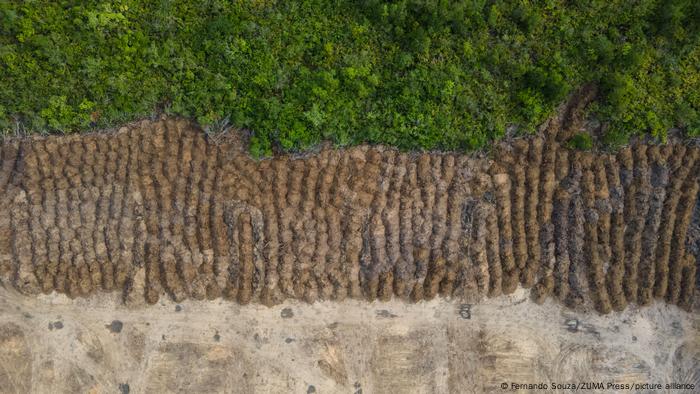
[566,133,593,151]
[1,1,698,155]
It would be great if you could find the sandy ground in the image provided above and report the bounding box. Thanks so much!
[0,284,697,394]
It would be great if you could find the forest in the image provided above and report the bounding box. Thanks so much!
[1,0,698,155]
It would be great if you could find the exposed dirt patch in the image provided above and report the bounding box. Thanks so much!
[143,342,253,393]
[3,286,696,393]
[0,323,32,394]
[0,118,697,313]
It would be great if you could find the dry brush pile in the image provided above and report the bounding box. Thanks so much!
[0,119,697,313]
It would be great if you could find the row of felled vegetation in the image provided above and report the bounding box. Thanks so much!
[1,0,699,155]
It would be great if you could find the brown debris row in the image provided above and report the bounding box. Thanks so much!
[565,153,587,307]
[522,138,543,287]
[605,154,627,311]
[581,155,612,313]
[625,145,651,305]
[0,119,697,312]
[531,137,557,303]
[490,160,517,294]
[637,146,670,305]
[511,140,528,278]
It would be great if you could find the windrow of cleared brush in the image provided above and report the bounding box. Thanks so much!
[0,119,697,312]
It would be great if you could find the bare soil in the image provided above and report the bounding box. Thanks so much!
[0,118,697,313]
[1,285,698,393]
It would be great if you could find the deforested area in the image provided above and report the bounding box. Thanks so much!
[0,118,697,314]
[4,3,700,393]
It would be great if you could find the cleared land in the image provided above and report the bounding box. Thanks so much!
[0,285,698,393]
[0,118,698,313]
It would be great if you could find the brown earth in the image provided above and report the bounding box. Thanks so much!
[0,118,697,313]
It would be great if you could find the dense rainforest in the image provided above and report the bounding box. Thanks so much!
[0,0,698,156]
